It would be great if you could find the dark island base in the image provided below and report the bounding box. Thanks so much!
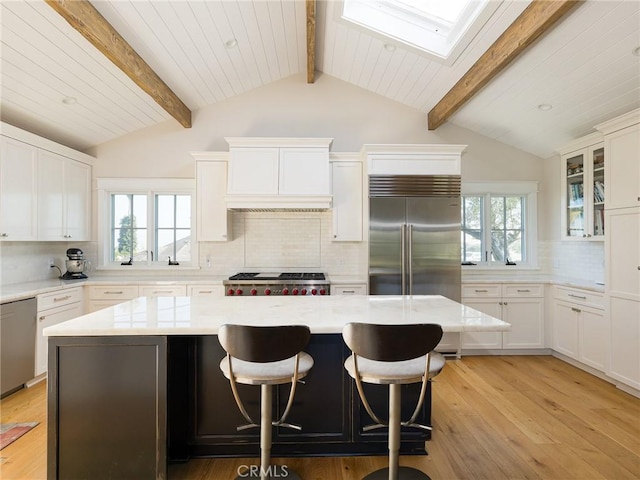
[48,334,432,480]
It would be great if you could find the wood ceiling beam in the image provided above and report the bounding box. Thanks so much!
[45,0,192,128]
[306,0,316,83]
[428,0,582,130]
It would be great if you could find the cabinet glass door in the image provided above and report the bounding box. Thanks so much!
[566,153,585,237]
[591,147,605,237]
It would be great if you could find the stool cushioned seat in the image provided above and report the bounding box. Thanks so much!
[220,352,314,385]
[344,351,444,385]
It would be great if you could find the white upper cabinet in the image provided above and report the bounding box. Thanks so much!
[227,147,279,195]
[37,151,91,241]
[1,123,93,242]
[596,112,640,210]
[279,148,330,195]
[559,133,605,241]
[0,136,38,240]
[331,154,363,242]
[193,152,231,242]
[225,138,333,209]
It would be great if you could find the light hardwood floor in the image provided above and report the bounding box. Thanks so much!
[1,356,639,479]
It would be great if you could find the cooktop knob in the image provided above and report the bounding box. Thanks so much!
[264,288,271,295]
[319,288,327,295]
[236,288,243,296]
[282,288,289,295]
[311,288,318,295]
[292,288,299,295]
[227,288,234,296]
[301,288,307,295]
[250,288,257,296]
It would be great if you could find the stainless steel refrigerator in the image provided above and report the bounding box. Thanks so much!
[369,175,461,301]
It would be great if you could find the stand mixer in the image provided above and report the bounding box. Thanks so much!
[61,248,90,279]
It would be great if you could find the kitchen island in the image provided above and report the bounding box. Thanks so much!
[44,295,509,480]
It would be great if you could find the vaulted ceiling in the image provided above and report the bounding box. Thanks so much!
[1,0,639,159]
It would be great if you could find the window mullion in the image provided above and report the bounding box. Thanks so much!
[483,194,490,265]
[149,192,155,266]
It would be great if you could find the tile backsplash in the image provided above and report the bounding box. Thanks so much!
[539,240,604,283]
[0,241,98,286]
[200,211,368,277]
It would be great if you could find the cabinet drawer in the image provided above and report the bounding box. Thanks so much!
[462,284,501,297]
[503,284,543,298]
[187,285,224,297]
[553,286,604,309]
[37,287,83,310]
[139,285,186,297]
[89,285,139,300]
[331,284,367,295]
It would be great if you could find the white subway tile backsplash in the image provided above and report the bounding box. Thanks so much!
[539,240,604,283]
[200,211,368,277]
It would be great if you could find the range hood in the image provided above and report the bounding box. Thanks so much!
[225,195,332,211]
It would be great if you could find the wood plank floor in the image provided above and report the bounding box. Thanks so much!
[1,356,638,479]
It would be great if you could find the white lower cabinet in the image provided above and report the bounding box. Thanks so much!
[86,285,139,313]
[331,284,367,295]
[462,283,544,351]
[187,285,225,297]
[551,286,606,372]
[36,287,83,375]
[139,285,186,297]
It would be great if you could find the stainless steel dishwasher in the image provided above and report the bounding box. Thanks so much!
[1,297,36,397]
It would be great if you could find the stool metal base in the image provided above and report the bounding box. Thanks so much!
[233,465,302,480]
[363,466,431,480]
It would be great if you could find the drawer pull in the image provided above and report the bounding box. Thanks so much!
[53,295,71,302]
[517,289,531,293]
[475,289,489,293]
[198,290,213,294]
[342,290,356,294]
[568,293,587,300]
[104,291,124,295]
[571,307,581,313]
[152,291,173,294]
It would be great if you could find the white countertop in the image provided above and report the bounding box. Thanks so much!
[1,273,604,304]
[44,295,511,337]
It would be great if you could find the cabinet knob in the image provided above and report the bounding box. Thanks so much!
[0,233,7,237]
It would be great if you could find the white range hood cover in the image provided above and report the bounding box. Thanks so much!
[225,195,332,211]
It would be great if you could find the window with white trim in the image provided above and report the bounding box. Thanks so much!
[461,182,538,268]
[97,179,196,269]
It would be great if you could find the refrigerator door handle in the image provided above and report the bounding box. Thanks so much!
[401,224,407,294]
[408,223,413,296]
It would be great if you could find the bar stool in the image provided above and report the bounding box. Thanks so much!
[218,324,313,480]
[343,322,444,480]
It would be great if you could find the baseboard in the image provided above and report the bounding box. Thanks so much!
[551,351,640,399]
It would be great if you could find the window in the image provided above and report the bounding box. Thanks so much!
[339,0,499,64]
[461,182,537,268]
[97,179,196,268]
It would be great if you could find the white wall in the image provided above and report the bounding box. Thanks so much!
[92,73,543,181]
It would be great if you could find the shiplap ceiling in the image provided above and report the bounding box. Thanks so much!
[1,0,639,159]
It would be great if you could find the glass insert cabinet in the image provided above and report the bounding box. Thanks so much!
[560,134,605,241]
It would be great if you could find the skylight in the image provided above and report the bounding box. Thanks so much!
[341,0,496,64]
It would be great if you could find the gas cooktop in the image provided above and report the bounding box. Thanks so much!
[228,272,326,281]
[224,272,329,296]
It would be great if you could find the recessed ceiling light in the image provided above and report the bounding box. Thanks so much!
[62,96,77,105]
[537,104,552,111]
[225,38,238,49]
[383,43,396,52]
[633,46,640,56]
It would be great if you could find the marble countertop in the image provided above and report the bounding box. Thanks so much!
[2,273,605,304]
[43,295,511,337]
